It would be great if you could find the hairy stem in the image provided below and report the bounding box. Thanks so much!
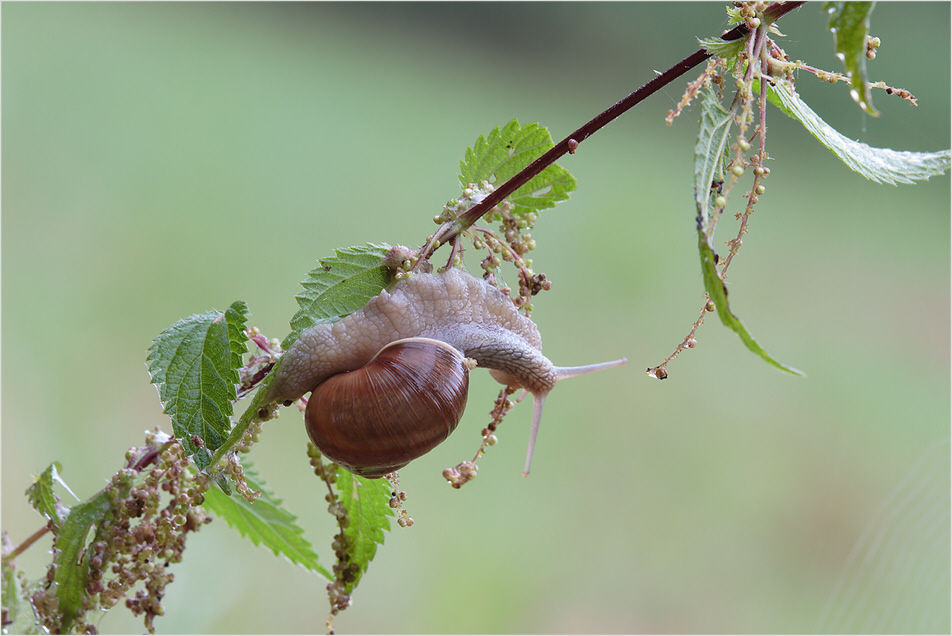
[421,1,806,260]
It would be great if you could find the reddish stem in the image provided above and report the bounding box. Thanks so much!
[421,1,806,260]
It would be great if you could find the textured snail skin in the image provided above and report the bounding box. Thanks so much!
[265,267,553,405]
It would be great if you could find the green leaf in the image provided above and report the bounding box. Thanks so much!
[459,120,577,217]
[825,1,877,115]
[698,35,746,63]
[203,463,331,580]
[25,462,74,527]
[214,243,395,469]
[698,231,804,376]
[52,490,113,632]
[147,300,249,470]
[288,243,395,337]
[224,300,249,378]
[764,79,951,184]
[692,85,802,376]
[460,119,521,185]
[336,472,393,593]
[694,86,734,228]
[725,5,745,26]
[2,560,41,634]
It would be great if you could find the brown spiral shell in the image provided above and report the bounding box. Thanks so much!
[304,337,469,477]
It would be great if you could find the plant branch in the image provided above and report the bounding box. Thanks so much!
[2,525,51,565]
[420,1,807,260]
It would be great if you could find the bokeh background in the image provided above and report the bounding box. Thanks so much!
[3,3,949,633]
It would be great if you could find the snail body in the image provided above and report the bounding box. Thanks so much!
[266,267,626,477]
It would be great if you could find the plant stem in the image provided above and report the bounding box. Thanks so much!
[2,525,51,565]
[422,1,807,259]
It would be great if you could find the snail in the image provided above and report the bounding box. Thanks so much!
[264,267,627,478]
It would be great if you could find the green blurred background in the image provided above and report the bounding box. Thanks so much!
[3,3,949,633]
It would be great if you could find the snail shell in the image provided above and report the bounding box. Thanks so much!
[304,337,469,477]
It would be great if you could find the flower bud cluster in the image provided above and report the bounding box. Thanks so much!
[308,444,359,634]
[436,180,549,315]
[384,472,414,528]
[443,386,516,488]
[225,452,261,503]
[31,429,212,634]
[442,461,478,489]
[434,180,496,226]
[238,327,282,398]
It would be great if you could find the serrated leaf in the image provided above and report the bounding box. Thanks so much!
[825,1,877,115]
[695,86,734,228]
[725,5,744,26]
[25,462,73,527]
[2,559,41,634]
[336,472,393,593]
[288,243,394,337]
[459,120,577,217]
[224,300,249,376]
[698,231,804,376]
[698,35,746,62]
[203,463,331,580]
[460,119,521,185]
[52,490,113,632]
[764,79,951,184]
[147,300,249,470]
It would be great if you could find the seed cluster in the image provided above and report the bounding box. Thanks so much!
[238,327,281,399]
[432,180,550,315]
[226,451,261,503]
[307,444,354,634]
[385,473,414,529]
[443,386,516,488]
[31,430,211,634]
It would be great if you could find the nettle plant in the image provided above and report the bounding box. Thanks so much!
[3,2,948,633]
